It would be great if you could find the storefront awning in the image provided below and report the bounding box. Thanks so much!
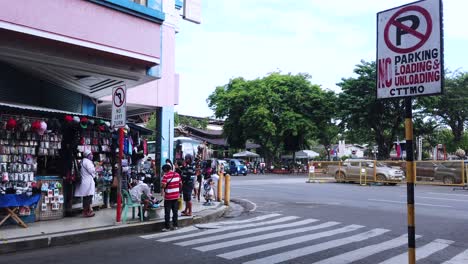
[0,101,152,135]
[0,29,158,99]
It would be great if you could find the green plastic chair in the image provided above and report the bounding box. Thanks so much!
[121,189,143,223]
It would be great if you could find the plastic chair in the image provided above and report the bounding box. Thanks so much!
[121,189,143,223]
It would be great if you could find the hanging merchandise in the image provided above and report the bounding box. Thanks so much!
[72,117,114,210]
[128,136,133,155]
[0,116,44,196]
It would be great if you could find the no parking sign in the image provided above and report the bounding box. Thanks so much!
[376,0,443,99]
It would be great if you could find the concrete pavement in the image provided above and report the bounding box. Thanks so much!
[0,199,227,254]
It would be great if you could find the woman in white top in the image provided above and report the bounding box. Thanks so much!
[74,149,96,217]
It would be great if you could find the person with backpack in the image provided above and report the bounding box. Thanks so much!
[180,155,195,216]
[203,178,215,206]
[74,149,96,217]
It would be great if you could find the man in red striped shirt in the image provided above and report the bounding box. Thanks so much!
[161,164,182,231]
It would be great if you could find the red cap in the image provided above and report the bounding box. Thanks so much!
[64,115,73,123]
[80,117,88,123]
[6,118,17,130]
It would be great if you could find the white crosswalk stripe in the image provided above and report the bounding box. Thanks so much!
[241,228,389,264]
[194,221,340,252]
[379,238,454,264]
[443,248,468,264]
[139,214,468,264]
[312,234,421,264]
[158,215,299,242]
[195,213,282,229]
[218,224,365,260]
[176,218,319,247]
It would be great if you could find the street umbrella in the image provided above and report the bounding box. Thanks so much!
[233,151,260,158]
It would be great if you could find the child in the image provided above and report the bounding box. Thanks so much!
[203,178,215,206]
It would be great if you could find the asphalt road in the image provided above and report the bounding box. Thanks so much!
[2,174,468,264]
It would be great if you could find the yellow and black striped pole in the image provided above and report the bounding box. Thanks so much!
[405,97,416,264]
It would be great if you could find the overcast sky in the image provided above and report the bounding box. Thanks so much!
[175,0,468,117]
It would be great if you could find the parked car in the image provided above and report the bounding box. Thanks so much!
[403,161,467,184]
[228,159,248,176]
[433,161,467,184]
[328,159,405,185]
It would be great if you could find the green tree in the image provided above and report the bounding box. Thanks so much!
[207,73,329,163]
[418,71,468,146]
[145,113,157,141]
[337,60,405,159]
[174,112,208,129]
[314,91,340,160]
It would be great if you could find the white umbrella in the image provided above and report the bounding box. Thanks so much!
[233,150,260,158]
[295,150,319,159]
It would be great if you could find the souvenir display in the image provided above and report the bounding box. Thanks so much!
[0,111,148,225]
[72,119,113,209]
[36,180,63,214]
[0,116,43,195]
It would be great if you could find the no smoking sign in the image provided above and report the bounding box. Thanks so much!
[376,0,443,99]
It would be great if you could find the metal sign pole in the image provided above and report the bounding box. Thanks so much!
[116,128,124,223]
[405,97,416,264]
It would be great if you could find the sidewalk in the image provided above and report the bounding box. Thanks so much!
[0,199,227,254]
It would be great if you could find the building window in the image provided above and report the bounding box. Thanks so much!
[132,0,147,6]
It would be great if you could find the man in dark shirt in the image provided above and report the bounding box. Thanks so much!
[180,155,195,216]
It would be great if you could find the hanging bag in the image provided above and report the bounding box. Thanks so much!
[73,159,82,184]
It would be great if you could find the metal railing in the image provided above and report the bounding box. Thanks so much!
[306,160,467,187]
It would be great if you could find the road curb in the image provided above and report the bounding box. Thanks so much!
[231,198,256,212]
[0,204,228,255]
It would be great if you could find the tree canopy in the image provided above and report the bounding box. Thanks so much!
[337,60,406,159]
[418,71,468,145]
[207,72,337,162]
[204,62,467,161]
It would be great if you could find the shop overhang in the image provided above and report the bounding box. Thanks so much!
[0,0,164,99]
[0,101,153,135]
[0,29,159,99]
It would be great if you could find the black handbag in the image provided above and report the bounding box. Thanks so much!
[73,159,82,184]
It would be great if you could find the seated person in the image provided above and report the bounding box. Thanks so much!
[130,182,156,218]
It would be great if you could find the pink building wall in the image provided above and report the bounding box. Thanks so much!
[0,0,160,60]
[125,25,179,107]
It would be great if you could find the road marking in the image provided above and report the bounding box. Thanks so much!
[379,239,454,264]
[442,248,468,264]
[140,226,197,239]
[177,218,318,246]
[368,199,453,208]
[242,228,389,264]
[196,213,281,228]
[405,195,468,202]
[218,224,365,260]
[312,234,421,264]
[194,221,340,252]
[427,192,468,197]
[158,216,299,242]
